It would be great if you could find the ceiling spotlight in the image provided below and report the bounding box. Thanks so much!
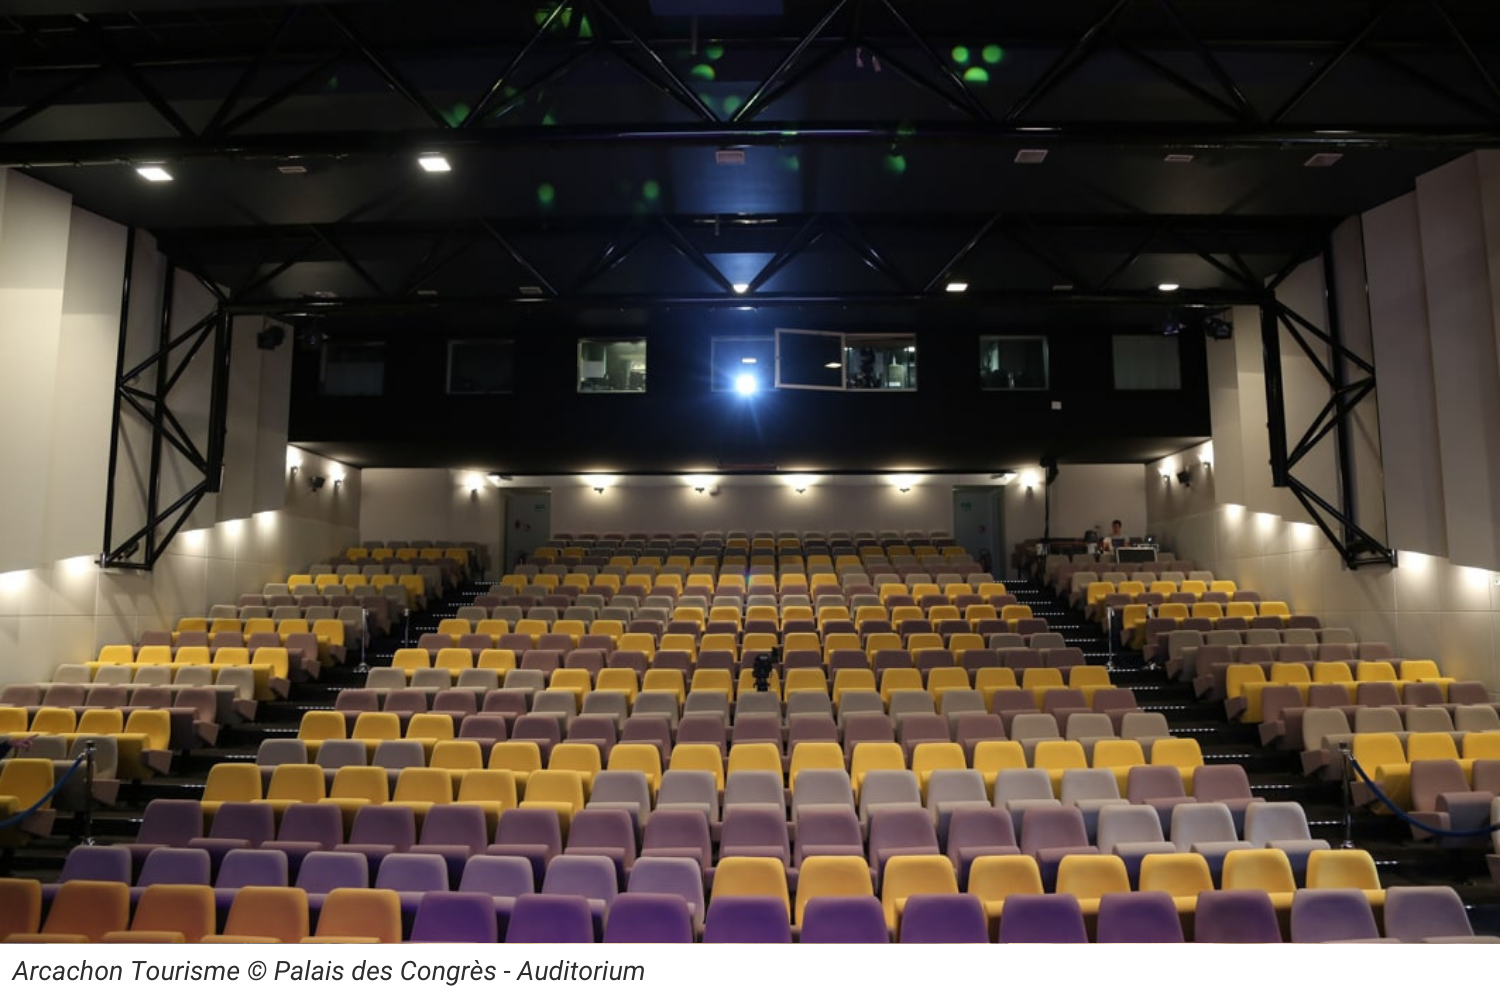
[734,373,759,396]
[418,154,452,173]
[1158,282,1180,292]
[945,281,969,293]
[136,165,173,183]
[732,283,750,294]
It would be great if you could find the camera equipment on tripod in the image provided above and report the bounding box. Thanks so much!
[752,646,781,693]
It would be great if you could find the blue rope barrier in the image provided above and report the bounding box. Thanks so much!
[0,756,84,831]
[1346,753,1500,839]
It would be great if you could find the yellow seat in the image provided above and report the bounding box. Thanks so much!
[595,667,640,705]
[136,644,174,665]
[27,707,77,736]
[548,742,603,794]
[711,856,791,918]
[607,744,664,795]
[1355,661,1399,684]
[200,762,263,818]
[910,742,966,793]
[75,708,123,736]
[967,854,1044,928]
[458,771,519,837]
[306,887,402,943]
[489,741,545,795]
[391,648,431,676]
[391,766,454,819]
[1305,848,1385,907]
[726,742,783,782]
[659,633,698,662]
[865,633,903,656]
[1226,601,1257,620]
[476,648,516,675]
[794,855,877,928]
[173,646,212,666]
[1138,852,1215,916]
[276,619,310,638]
[832,668,877,706]
[549,668,594,710]
[1034,740,1089,792]
[881,855,958,934]
[437,619,472,637]
[1220,848,1296,910]
[618,634,657,661]
[1091,739,1147,793]
[475,619,511,639]
[433,647,474,677]
[1068,665,1112,690]
[668,743,726,792]
[972,741,1028,795]
[1054,853,1132,917]
[521,770,587,835]
[350,711,402,750]
[642,667,687,706]
[1151,737,1205,792]
[906,634,944,655]
[849,742,906,796]
[787,743,845,791]
[514,620,549,641]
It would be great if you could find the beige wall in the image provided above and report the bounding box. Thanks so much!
[0,170,357,685]
[1147,443,1500,695]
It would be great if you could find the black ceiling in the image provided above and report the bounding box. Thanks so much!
[8,0,1500,468]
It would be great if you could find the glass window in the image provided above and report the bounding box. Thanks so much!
[776,329,844,389]
[447,339,515,395]
[320,340,385,397]
[1112,335,1182,390]
[578,338,646,393]
[712,337,774,393]
[844,334,917,390]
[979,336,1048,390]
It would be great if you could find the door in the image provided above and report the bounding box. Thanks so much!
[503,490,551,572]
[952,487,1001,577]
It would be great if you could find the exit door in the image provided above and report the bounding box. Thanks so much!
[952,487,1002,576]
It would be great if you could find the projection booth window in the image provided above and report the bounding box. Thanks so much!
[447,339,516,395]
[712,336,774,393]
[775,328,917,390]
[979,336,1049,390]
[1112,334,1182,390]
[844,334,917,390]
[320,340,386,397]
[577,338,647,393]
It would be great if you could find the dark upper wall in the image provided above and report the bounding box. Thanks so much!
[287,304,1211,471]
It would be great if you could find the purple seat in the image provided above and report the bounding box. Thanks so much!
[677,715,727,755]
[1019,805,1098,886]
[1193,889,1282,943]
[296,850,369,915]
[505,894,596,943]
[792,805,866,868]
[334,803,418,877]
[409,890,500,943]
[263,802,344,877]
[641,807,714,871]
[996,893,1088,943]
[487,807,563,886]
[945,808,1019,882]
[719,805,792,867]
[898,894,989,943]
[564,807,638,883]
[541,854,618,937]
[1383,885,1498,943]
[213,848,289,911]
[1094,890,1184,943]
[1191,764,1263,834]
[702,896,793,944]
[375,852,451,923]
[411,803,490,884]
[1126,765,1195,830]
[45,844,132,902]
[798,896,890,943]
[602,893,695,943]
[189,801,277,867]
[955,714,1007,760]
[131,846,211,903]
[1290,888,1385,942]
[127,799,204,869]
[511,715,561,760]
[867,805,941,875]
[567,716,618,757]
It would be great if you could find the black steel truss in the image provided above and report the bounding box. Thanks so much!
[149,211,1336,313]
[4,0,1500,167]
[1257,252,1395,571]
[101,234,232,571]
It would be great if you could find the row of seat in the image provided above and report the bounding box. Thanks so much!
[1225,660,1453,720]
[19,846,1446,943]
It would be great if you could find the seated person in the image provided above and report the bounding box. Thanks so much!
[1099,519,1127,554]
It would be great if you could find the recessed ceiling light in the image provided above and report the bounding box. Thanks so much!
[945,281,969,293]
[518,285,544,296]
[277,163,308,175]
[416,289,437,297]
[418,154,451,173]
[1052,283,1074,292]
[135,165,173,183]
[1304,153,1343,168]
[1164,153,1194,164]
[824,361,842,369]
[732,283,750,294]
[740,357,758,364]
[1158,283,1181,292]
[1014,149,1048,164]
[715,148,747,166]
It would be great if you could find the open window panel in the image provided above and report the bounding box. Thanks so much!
[979,335,1049,390]
[577,338,647,393]
[774,328,917,390]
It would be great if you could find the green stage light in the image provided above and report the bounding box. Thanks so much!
[951,46,970,64]
[536,182,556,207]
[983,44,1004,64]
[963,67,990,84]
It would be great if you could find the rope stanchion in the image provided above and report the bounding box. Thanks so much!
[0,755,84,831]
[1342,748,1500,840]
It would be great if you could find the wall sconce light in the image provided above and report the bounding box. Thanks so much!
[1161,471,1172,483]
[686,475,717,494]
[584,474,617,494]
[784,474,816,494]
[889,473,918,493]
